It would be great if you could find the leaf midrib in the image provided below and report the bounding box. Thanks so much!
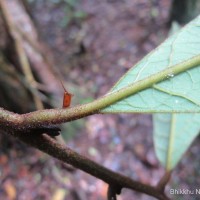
[101,54,200,113]
[166,114,176,170]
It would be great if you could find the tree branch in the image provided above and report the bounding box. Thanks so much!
[157,171,172,193]
[107,185,121,200]
[8,130,169,200]
[1,47,195,198]
[1,45,200,130]
[0,103,171,199]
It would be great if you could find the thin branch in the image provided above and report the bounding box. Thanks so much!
[1,49,200,129]
[0,88,173,200]
[107,185,121,200]
[9,131,169,200]
[157,171,172,193]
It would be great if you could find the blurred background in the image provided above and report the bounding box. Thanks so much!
[0,0,200,199]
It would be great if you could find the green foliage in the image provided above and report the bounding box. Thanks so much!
[153,114,200,170]
[103,16,200,113]
[102,15,200,170]
[152,21,200,171]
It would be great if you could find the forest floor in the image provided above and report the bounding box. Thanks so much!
[1,0,200,200]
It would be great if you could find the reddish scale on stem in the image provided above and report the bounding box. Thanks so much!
[60,80,73,108]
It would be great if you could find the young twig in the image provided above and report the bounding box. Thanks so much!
[157,171,172,193]
[107,185,121,200]
[0,124,169,200]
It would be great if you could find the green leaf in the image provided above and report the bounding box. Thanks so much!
[152,22,200,171]
[102,15,200,113]
[153,114,200,170]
